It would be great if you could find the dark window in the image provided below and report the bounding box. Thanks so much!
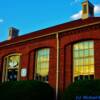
[83,5,87,14]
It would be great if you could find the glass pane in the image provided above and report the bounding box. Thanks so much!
[84,58,88,65]
[78,43,84,50]
[88,57,94,65]
[40,69,48,76]
[89,65,94,74]
[74,51,79,58]
[84,66,89,74]
[74,59,79,65]
[43,56,48,61]
[90,75,94,79]
[79,50,84,57]
[43,50,47,55]
[7,69,18,81]
[84,49,89,57]
[45,49,49,56]
[78,59,83,65]
[84,75,88,80]
[41,63,48,68]
[74,44,79,50]
[8,55,20,68]
[36,68,41,74]
[84,42,89,49]
[79,66,84,75]
[89,41,93,48]
[89,49,94,56]
[74,66,79,73]
[79,75,83,80]
[37,63,41,69]
[38,50,43,56]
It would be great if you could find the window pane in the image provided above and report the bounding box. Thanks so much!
[74,59,79,66]
[84,49,89,57]
[78,43,84,50]
[8,55,20,68]
[84,66,89,74]
[8,69,18,81]
[79,50,84,57]
[89,42,93,48]
[78,59,83,65]
[84,75,88,80]
[88,57,94,65]
[90,75,94,79]
[43,56,49,62]
[84,42,89,49]
[74,51,78,58]
[84,58,88,65]
[74,66,79,73]
[89,65,94,74]
[89,49,94,56]
[79,66,84,75]
[74,44,79,50]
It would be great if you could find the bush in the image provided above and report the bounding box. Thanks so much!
[0,80,54,100]
[63,79,100,100]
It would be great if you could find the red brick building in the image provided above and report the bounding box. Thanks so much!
[0,0,100,97]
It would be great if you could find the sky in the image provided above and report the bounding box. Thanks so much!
[0,0,100,42]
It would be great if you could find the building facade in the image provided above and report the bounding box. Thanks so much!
[0,0,100,94]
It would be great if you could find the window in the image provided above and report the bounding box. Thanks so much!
[83,4,87,14]
[89,5,94,16]
[3,54,20,82]
[73,41,94,81]
[34,48,50,82]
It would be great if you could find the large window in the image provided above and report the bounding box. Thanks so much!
[83,4,87,14]
[73,41,94,81]
[2,54,20,82]
[34,48,50,82]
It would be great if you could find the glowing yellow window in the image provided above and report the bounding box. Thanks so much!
[73,41,94,81]
[35,48,50,82]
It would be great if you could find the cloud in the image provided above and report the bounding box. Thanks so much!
[94,5,100,14]
[70,5,100,20]
[0,19,4,23]
[71,10,82,20]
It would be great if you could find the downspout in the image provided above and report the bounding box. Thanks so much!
[56,33,59,100]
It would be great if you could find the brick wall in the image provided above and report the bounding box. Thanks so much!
[0,23,100,93]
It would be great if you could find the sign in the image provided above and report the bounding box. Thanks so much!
[21,68,27,77]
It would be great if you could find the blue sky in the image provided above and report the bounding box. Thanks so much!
[0,0,100,42]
